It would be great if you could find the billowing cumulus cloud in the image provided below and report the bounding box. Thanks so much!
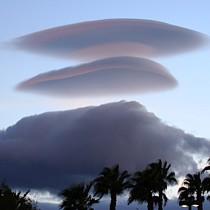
[0,101,209,193]
[16,56,177,97]
[10,19,208,61]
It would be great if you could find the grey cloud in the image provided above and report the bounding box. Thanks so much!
[37,200,180,210]
[10,19,208,61]
[0,101,209,192]
[38,195,210,210]
[16,56,177,97]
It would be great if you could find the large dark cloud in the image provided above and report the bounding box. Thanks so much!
[0,101,209,193]
[16,57,177,97]
[10,19,208,61]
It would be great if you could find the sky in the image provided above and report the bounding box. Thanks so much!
[1,1,210,210]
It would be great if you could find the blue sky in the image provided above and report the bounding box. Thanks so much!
[1,1,210,210]
[1,0,210,138]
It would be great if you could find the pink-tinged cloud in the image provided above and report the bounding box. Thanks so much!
[11,19,208,61]
[16,56,177,97]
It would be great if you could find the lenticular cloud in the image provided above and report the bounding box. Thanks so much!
[5,18,208,96]
[12,19,208,61]
[16,56,177,97]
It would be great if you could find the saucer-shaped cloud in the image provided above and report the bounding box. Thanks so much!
[11,19,208,61]
[0,101,209,192]
[16,56,177,97]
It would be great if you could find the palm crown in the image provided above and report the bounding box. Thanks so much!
[59,182,99,210]
[93,164,130,210]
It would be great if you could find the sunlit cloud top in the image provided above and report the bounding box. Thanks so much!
[10,19,208,61]
[16,56,177,97]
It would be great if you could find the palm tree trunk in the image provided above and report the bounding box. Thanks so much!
[197,192,203,210]
[197,201,203,210]
[147,194,154,210]
[110,192,117,210]
[147,201,154,210]
[158,190,163,210]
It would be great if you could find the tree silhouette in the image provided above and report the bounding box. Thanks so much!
[93,164,130,210]
[178,172,206,210]
[147,159,177,210]
[0,182,39,210]
[202,158,210,174]
[128,169,158,210]
[201,158,210,202]
[59,182,99,210]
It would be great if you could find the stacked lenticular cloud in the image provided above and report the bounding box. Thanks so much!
[17,57,177,97]
[11,19,208,97]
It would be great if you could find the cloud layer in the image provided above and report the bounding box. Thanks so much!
[7,19,208,97]
[11,19,208,61]
[16,57,177,97]
[0,101,209,192]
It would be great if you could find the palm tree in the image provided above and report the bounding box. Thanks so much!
[202,158,210,202]
[178,172,205,210]
[128,169,158,210]
[59,182,99,210]
[93,164,130,210]
[147,159,177,210]
[202,158,210,173]
[178,185,196,210]
[0,182,39,210]
[202,176,210,202]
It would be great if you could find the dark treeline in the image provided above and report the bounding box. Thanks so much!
[0,182,40,210]
[1,158,210,210]
[59,158,210,210]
